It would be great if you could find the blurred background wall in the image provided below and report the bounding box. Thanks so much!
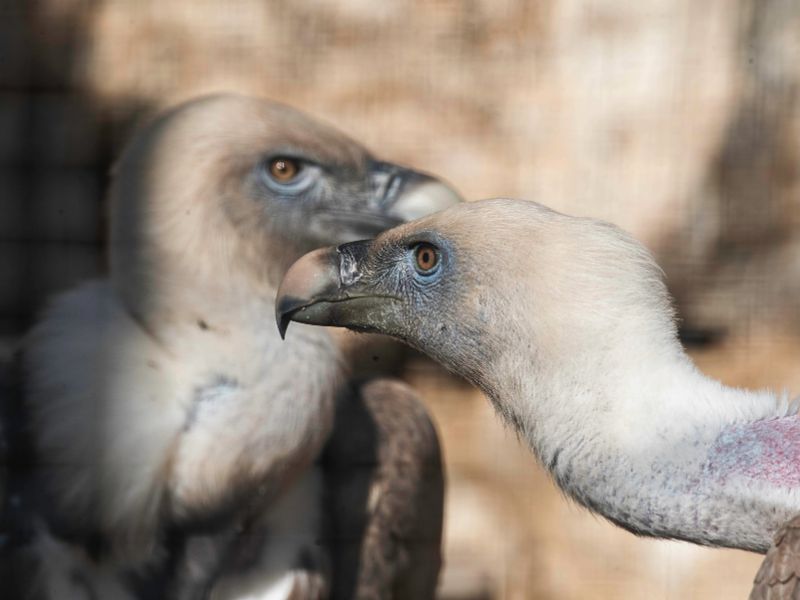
[2,0,799,597]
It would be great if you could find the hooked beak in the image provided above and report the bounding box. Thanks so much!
[377,165,462,222]
[276,241,389,339]
[313,167,460,242]
[276,247,341,339]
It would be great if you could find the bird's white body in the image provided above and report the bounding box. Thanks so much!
[32,467,325,600]
[25,278,338,596]
[26,279,339,562]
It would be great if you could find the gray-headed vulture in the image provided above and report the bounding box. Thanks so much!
[277,197,800,598]
[2,94,453,599]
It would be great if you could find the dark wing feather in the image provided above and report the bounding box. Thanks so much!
[750,515,800,599]
[322,377,445,600]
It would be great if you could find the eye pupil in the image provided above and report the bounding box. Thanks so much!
[414,243,439,273]
[268,157,299,182]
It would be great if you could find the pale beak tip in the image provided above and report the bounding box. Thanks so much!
[388,179,462,221]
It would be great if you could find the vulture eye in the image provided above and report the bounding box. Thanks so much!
[267,157,301,183]
[413,243,440,275]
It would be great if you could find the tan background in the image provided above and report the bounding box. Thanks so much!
[3,0,800,597]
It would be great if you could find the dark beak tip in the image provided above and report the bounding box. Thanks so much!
[277,315,289,340]
[275,298,298,340]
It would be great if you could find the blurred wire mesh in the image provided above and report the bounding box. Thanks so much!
[2,1,799,598]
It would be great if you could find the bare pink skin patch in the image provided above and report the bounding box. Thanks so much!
[706,416,800,488]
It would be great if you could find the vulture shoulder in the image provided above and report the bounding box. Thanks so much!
[751,515,800,599]
[322,378,445,600]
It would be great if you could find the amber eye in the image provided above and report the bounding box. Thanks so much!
[413,243,439,274]
[268,157,300,182]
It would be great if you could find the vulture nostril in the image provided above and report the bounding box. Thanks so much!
[382,172,404,204]
[339,251,363,286]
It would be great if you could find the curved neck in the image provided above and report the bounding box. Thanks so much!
[488,335,800,552]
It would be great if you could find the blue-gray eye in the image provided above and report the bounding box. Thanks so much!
[413,242,439,274]
[268,157,302,183]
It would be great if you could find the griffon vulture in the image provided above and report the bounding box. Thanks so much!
[2,94,453,599]
[277,198,800,599]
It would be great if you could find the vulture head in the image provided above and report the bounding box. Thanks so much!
[109,94,461,325]
[277,198,679,416]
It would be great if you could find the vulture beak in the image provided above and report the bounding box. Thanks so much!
[373,163,461,222]
[276,240,387,339]
[316,165,460,244]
